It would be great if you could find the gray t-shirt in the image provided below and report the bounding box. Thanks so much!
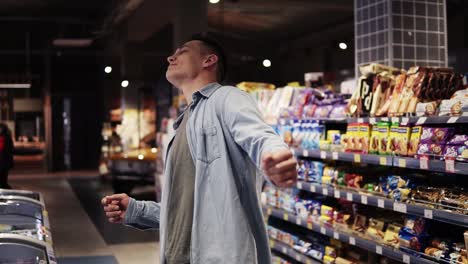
[165,111,195,264]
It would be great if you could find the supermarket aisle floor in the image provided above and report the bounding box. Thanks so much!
[9,171,160,264]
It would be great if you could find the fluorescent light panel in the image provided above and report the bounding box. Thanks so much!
[0,83,31,89]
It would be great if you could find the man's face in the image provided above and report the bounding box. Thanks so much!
[166,40,205,85]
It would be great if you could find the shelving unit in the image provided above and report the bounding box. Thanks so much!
[270,238,321,264]
[279,115,468,126]
[271,113,468,263]
[293,148,468,176]
[265,206,440,264]
[295,181,467,228]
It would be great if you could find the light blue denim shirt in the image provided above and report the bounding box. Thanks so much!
[123,83,289,264]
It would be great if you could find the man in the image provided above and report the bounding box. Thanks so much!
[0,123,14,189]
[102,34,297,264]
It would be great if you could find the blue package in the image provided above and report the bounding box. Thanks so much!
[297,160,307,181]
[307,161,324,183]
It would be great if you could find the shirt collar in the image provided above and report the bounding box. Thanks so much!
[173,83,221,130]
[191,82,221,102]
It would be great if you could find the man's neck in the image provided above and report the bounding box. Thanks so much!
[179,78,217,104]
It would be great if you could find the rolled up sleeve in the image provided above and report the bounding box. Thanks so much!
[123,198,160,230]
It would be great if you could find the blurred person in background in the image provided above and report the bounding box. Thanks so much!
[0,123,14,189]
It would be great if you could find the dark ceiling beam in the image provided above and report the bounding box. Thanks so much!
[125,0,175,42]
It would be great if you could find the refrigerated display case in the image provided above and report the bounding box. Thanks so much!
[0,189,56,263]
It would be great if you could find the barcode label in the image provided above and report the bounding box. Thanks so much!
[424,209,433,219]
[361,195,368,204]
[322,188,329,195]
[378,199,385,208]
[334,190,340,198]
[376,245,382,255]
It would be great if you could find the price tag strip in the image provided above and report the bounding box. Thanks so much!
[346,193,353,201]
[320,151,327,159]
[332,152,339,160]
[378,199,385,208]
[445,158,455,173]
[334,190,340,199]
[361,195,368,205]
[379,157,387,166]
[419,155,429,170]
[424,209,433,219]
[393,202,407,214]
[376,245,383,255]
[322,188,329,196]
[310,185,316,193]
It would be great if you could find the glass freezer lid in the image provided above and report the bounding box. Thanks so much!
[0,242,48,264]
[0,190,41,202]
[0,199,43,223]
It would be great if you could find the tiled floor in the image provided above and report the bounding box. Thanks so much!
[9,171,160,264]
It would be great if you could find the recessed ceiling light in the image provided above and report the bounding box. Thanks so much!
[104,66,112,74]
[121,80,129,88]
[209,0,220,3]
[339,42,348,50]
[263,59,272,68]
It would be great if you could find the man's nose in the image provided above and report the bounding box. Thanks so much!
[167,55,175,64]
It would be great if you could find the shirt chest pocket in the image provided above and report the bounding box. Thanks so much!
[196,126,221,164]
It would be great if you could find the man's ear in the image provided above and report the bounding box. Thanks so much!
[203,54,218,68]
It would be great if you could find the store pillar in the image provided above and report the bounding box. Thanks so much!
[354,0,448,76]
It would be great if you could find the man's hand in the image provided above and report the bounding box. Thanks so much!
[261,149,298,188]
[101,193,131,224]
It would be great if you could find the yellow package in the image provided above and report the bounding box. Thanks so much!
[322,176,333,186]
[386,123,400,155]
[408,126,422,157]
[369,124,380,154]
[359,123,371,154]
[378,122,390,155]
[397,126,411,156]
[320,140,331,151]
[323,256,336,264]
[383,223,402,248]
[325,246,337,258]
[347,123,359,152]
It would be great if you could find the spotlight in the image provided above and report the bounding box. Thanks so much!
[104,66,112,74]
[339,42,348,50]
[263,59,272,68]
[121,80,129,88]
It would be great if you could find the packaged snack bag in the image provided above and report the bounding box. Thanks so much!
[397,126,411,156]
[408,126,422,157]
[359,123,371,154]
[386,123,400,154]
[378,121,390,155]
[384,224,403,248]
[369,124,380,154]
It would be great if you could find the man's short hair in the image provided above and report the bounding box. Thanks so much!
[189,33,227,82]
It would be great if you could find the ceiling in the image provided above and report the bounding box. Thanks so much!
[0,0,465,82]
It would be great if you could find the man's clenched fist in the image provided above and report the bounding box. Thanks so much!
[261,149,298,188]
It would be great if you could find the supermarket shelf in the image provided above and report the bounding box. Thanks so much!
[293,148,468,176]
[279,115,468,126]
[265,206,437,264]
[269,238,320,264]
[295,181,468,228]
[293,148,393,167]
[393,156,468,176]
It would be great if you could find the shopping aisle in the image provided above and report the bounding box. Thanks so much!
[9,172,160,264]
